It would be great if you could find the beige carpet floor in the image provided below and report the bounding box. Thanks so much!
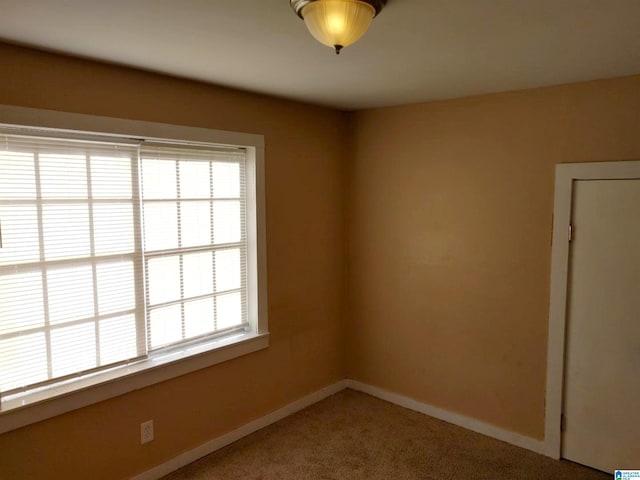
[163,389,608,480]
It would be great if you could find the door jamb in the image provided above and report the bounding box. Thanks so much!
[545,160,640,458]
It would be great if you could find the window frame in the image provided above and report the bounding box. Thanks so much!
[0,105,268,434]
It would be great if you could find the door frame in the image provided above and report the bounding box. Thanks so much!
[545,160,640,458]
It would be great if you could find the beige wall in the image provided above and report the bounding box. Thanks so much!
[0,44,347,479]
[2,41,640,479]
[346,75,640,439]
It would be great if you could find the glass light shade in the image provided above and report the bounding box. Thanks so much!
[301,0,376,53]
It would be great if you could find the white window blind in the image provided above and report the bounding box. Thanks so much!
[0,132,249,400]
[139,144,248,351]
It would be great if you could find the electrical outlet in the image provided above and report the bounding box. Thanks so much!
[141,420,154,444]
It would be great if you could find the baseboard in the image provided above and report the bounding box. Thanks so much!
[130,379,349,480]
[132,378,546,479]
[345,380,546,455]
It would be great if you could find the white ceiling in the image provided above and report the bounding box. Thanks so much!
[1,0,640,110]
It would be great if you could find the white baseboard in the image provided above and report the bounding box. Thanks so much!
[130,380,348,480]
[132,378,546,479]
[345,380,545,455]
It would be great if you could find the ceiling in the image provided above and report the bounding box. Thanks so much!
[1,0,640,110]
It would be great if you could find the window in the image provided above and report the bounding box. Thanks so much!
[0,108,267,432]
[140,145,249,349]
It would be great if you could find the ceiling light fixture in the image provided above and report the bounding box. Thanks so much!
[290,0,387,55]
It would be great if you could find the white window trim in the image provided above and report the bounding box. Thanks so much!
[0,105,269,434]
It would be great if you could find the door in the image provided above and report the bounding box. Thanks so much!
[562,179,640,473]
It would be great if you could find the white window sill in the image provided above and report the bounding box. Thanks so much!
[0,332,269,434]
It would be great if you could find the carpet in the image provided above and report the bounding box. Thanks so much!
[163,389,608,480]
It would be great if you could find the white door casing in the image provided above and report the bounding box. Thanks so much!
[545,160,640,461]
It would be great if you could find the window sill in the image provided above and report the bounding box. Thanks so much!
[0,332,269,434]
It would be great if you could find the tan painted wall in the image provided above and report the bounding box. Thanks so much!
[2,40,640,479]
[346,75,640,439]
[0,44,347,479]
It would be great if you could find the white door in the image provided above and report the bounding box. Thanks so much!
[562,179,640,473]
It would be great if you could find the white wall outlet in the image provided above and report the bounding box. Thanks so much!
[140,420,154,444]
